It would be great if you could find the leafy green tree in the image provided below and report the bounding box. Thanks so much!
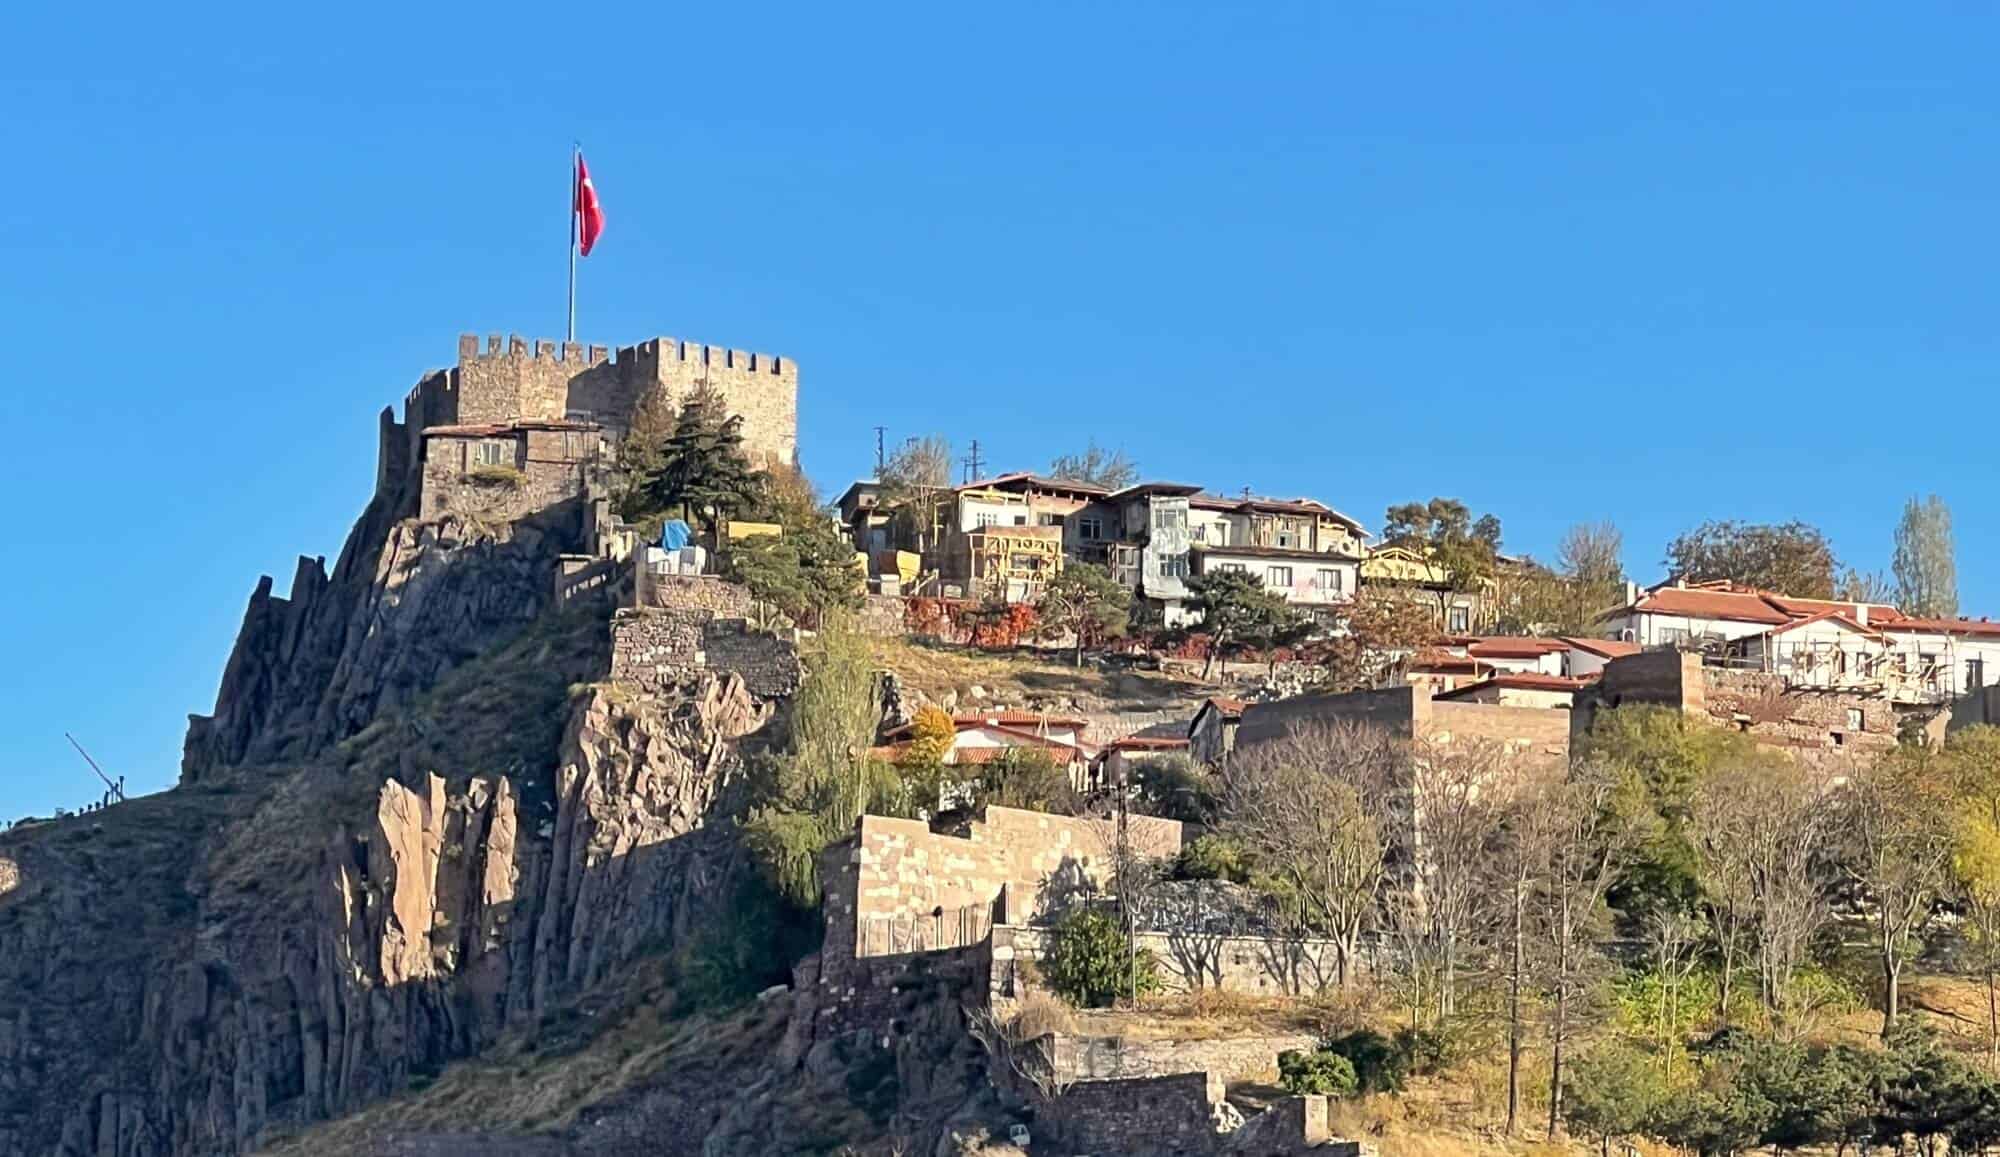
[611,387,679,527]
[1172,833,1249,882]
[1278,1049,1358,1097]
[1663,519,1839,598]
[1035,563,1131,666]
[638,387,763,541]
[1185,568,1293,679]
[1381,497,1503,626]
[1564,1042,1668,1157]
[968,747,1082,815]
[726,519,862,629]
[1894,494,1958,618]
[1043,908,1159,1007]
[1048,440,1138,490]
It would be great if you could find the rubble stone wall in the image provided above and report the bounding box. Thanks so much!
[608,609,799,700]
[992,925,1352,1000]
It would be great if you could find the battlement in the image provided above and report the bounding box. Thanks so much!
[617,337,793,379]
[456,333,612,369]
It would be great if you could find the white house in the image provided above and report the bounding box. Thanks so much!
[874,712,1094,772]
[1602,579,2000,702]
[1190,544,1360,611]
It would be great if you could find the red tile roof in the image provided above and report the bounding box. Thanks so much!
[1765,608,1882,639]
[1628,586,1793,625]
[1105,736,1191,752]
[1464,637,1571,659]
[882,712,1088,740]
[1561,637,1643,659]
[1436,672,1593,698]
[1199,697,1248,719]
[1884,617,2000,639]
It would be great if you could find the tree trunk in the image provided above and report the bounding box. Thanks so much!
[1883,951,1901,1038]
[1548,986,1566,1141]
[1506,883,1524,1136]
[1987,961,1997,1071]
[1074,636,1085,668]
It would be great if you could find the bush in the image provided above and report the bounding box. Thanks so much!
[1564,1042,1667,1151]
[1132,754,1220,823]
[1042,908,1160,1008]
[1006,989,1077,1043]
[1317,1027,1448,1094]
[1279,1049,1358,1097]
[1173,834,1249,883]
[465,464,525,487]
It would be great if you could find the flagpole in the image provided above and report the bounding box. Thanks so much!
[566,145,579,344]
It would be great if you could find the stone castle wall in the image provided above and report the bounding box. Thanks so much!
[822,809,1184,965]
[418,427,600,525]
[992,925,1351,1001]
[1237,684,1570,768]
[608,606,800,701]
[400,334,797,471]
[1043,1072,1223,1155]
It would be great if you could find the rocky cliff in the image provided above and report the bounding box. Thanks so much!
[0,475,801,1155]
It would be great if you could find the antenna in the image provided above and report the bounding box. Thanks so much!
[962,439,985,485]
[873,426,886,476]
[64,733,126,804]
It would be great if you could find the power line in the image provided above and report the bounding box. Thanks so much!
[962,439,985,485]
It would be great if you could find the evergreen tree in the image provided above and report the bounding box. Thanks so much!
[1036,563,1132,667]
[640,388,763,541]
[1185,568,1294,680]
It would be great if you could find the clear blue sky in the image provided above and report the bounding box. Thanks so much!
[5,1,1998,818]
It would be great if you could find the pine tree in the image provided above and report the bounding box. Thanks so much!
[640,388,763,541]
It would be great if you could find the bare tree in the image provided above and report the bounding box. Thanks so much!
[1048,440,1138,490]
[1689,758,1838,1032]
[1556,520,1625,585]
[1841,748,1957,1036]
[1518,763,1639,1140]
[1384,739,1510,1027]
[1223,720,1403,989]
[881,435,954,555]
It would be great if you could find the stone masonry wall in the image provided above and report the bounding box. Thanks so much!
[636,574,756,616]
[419,431,595,524]
[1701,667,1902,757]
[1429,700,1572,767]
[1043,1033,1316,1085]
[993,925,1350,1001]
[825,809,1183,964]
[608,608,800,701]
[1044,1072,1224,1156]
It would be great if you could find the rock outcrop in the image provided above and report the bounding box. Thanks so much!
[184,499,589,784]
[0,600,779,1156]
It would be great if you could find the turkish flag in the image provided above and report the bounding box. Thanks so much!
[573,153,605,256]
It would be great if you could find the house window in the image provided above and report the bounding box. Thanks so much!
[1658,627,1690,647]
[1971,658,1987,690]
[1267,566,1293,588]
[1161,553,1189,578]
[1317,568,1344,594]
[1190,525,1206,543]
[1447,606,1470,633]
[1277,528,1298,549]
[1217,562,1247,575]
[472,440,509,467]
[1038,513,1061,527]
[1846,707,1864,730]
[1013,515,1028,526]
[1078,517,1103,541]
[976,512,998,528]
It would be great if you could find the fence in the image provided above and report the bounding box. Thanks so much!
[856,900,996,957]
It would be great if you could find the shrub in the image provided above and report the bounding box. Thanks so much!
[1042,908,1159,1008]
[1133,754,1221,823]
[1006,989,1077,1043]
[1279,1049,1358,1097]
[1317,1027,1448,1094]
[1563,1042,1667,1152]
[1173,834,1249,883]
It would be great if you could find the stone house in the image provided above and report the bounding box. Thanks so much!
[1188,696,1247,766]
[417,419,604,523]
[1232,683,1572,770]
[1435,672,1591,709]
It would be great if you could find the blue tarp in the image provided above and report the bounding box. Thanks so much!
[660,520,692,552]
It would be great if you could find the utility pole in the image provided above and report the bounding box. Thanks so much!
[873,426,886,476]
[962,440,985,485]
